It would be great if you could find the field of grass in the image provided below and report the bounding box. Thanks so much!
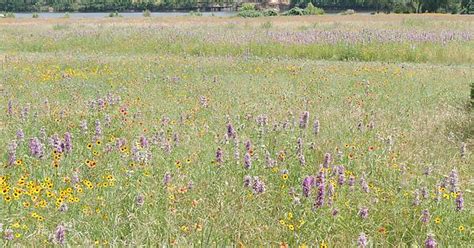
[0,15,473,247]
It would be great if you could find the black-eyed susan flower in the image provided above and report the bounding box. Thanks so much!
[288,224,294,231]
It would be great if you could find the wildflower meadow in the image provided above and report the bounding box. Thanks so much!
[0,15,472,247]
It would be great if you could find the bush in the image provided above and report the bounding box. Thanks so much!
[32,13,39,18]
[189,10,203,16]
[304,3,324,15]
[284,7,305,16]
[263,9,279,16]
[108,11,120,18]
[1,12,15,18]
[143,9,151,17]
[241,3,256,11]
[238,10,263,18]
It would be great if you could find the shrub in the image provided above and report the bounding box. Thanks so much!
[32,13,39,18]
[1,12,15,18]
[304,3,325,15]
[238,10,263,18]
[241,3,256,11]
[143,9,151,17]
[263,9,279,16]
[108,11,120,18]
[284,7,305,16]
[189,10,203,16]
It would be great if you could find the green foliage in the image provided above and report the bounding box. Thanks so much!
[1,12,15,18]
[189,10,203,16]
[238,4,280,18]
[460,0,473,13]
[263,9,279,16]
[237,3,263,17]
[108,11,120,18]
[241,3,256,11]
[284,7,306,15]
[393,2,415,13]
[143,9,151,17]
[304,3,324,15]
[284,4,325,16]
[32,13,39,18]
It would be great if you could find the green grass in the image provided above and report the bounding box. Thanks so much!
[0,16,472,247]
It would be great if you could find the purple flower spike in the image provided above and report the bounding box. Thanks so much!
[244,152,251,169]
[54,224,66,245]
[359,207,369,219]
[4,228,13,240]
[243,175,252,187]
[16,129,24,142]
[314,182,325,209]
[216,147,223,164]
[358,233,367,248]
[140,135,149,149]
[313,119,320,135]
[299,111,309,129]
[7,140,17,166]
[94,119,102,140]
[163,172,172,186]
[252,177,266,195]
[226,123,236,139]
[455,192,464,211]
[421,209,430,224]
[425,233,437,248]
[136,194,145,207]
[64,132,72,154]
[29,137,44,158]
[302,176,314,197]
[323,153,331,168]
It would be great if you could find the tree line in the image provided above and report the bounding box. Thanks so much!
[0,0,472,13]
[294,0,472,13]
[0,0,232,12]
